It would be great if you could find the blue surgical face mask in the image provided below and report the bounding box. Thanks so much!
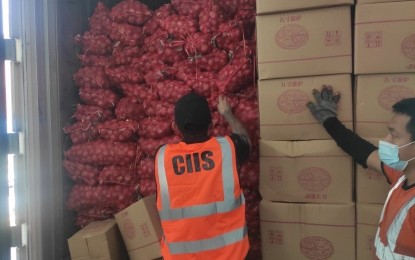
[378,140,415,171]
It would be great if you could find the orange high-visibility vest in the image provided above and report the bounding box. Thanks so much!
[375,165,415,259]
[155,136,249,260]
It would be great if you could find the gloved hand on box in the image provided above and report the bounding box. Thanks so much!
[307,85,341,124]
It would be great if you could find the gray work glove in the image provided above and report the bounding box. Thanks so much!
[307,85,341,124]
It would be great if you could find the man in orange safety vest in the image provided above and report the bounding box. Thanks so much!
[155,92,251,260]
[308,85,415,259]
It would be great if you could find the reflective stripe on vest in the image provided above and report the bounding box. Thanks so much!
[165,226,248,254]
[157,137,242,221]
[375,176,415,260]
[156,137,247,255]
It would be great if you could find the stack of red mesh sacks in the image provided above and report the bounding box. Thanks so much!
[63,0,260,258]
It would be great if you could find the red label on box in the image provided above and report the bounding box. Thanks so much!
[268,230,284,245]
[275,24,309,50]
[378,86,415,111]
[300,236,334,260]
[401,34,415,60]
[123,218,136,240]
[269,167,283,182]
[325,30,342,46]
[277,89,309,114]
[365,31,382,48]
[298,167,331,192]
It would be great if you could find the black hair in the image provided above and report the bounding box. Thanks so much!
[174,92,212,136]
[392,97,415,141]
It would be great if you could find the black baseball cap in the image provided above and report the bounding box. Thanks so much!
[174,92,212,134]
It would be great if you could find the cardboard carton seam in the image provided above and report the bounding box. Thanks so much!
[259,54,352,64]
[357,222,379,227]
[355,18,415,25]
[260,120,353,126]
[356,120,389,124]
[128,240,161,251]
[261,220,355,228]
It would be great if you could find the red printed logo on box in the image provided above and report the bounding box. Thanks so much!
[364,31,382,48]
[325,30,341,46]
[401,34,415,60]
[366,168,384,181]
[300,236,334,260]
[298,167,331,192]
[269,166,283,182]
[275,24,309,50]
[140,223,151,238]
[123,218,136,240]
[268,230,284,245]
[378,86,415,111]
[277,89,309,114]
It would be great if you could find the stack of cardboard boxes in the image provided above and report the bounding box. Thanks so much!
[68,195,163,260]
[354,0,415,259]
[257,0,415,259]
[256,1,356,259]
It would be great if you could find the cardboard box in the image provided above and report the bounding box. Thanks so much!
[258,74,353,141]
[355,74,415,138]
[356,203,383,260]
[68,219,128,260]
[357,0,412,5]
[256,0,354,15]
[354,1,415,74]
[115,195,163,260]
[256,6,352,79]
[260,201,355,260]
[259,140,353,203]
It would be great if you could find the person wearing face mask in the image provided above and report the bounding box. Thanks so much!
[307,85,415,260]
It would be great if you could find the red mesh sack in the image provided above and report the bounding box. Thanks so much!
[198,0,227,33]
[137,157,155,179]
[158,15,198,38]
[155,80,191,104]
[73,104,114,123]
[142,4,174,35]
[139,177,157,197]
[77,54,111,67]
[66,184,137,211]
[64,140,138,167]
[184,32,214,56]
[191,48,228,72]
[74,32,112,55]
[111,45,143,66]
[63,160,100,185]
[119,83,159,101]
[138,135,181,156]
[171,0,204,18]
[142,100,174,118]
[88,2,111,35]
[63,120,99,144]
[108,22,145,47]
[105,65,144,85]
[79,88,119,109]
[187,71,218,98]
[110,0,152,26]
[115,97,146,121]
[73,67,111,89]
[213,21,243,51]
[98,165,139,186]
[96,119,139,142]
[138,117,172,139]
